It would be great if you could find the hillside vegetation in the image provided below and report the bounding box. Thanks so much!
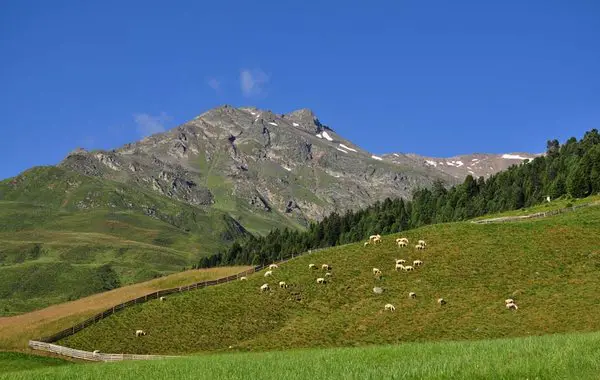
[0,352,72,375]
[207,129,600,268]
[58,205,600,354]
[0,266,250,351]
[8,332,600,379]
[0,167,247,315]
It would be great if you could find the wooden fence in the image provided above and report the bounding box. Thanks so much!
[29,246,326,361]
[471,201,599,225]
[28,340,178,362]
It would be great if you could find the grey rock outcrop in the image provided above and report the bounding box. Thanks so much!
[58,105,532,230]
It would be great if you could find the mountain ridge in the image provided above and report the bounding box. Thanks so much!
[57,105,535,229]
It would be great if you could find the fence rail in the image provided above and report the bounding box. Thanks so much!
[28,341,178,362]
[31,246,327,358]
[471,201,599,224]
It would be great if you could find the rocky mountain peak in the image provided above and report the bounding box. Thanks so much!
[55,104,536,230]
[283,108,321,133]
[66,147,88,157]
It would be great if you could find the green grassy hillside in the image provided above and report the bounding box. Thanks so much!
[0,352,72,375]
[8,332,600,379]
[57,205,600,354]
[0,266,250,351]
[0,167,247,315]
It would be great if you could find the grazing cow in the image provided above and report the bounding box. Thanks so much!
[409,292,416,299]
[159,296,166,301]
[413,260,423,267]
[506,302,518,310]
[269,264,279,270]
[317,277,326,284]
[279,281,287,288]
[384,303,396,312]
[240,276,248,281]
[260,283,270,292]
[309,264,316,269]
[135,330,146,337]
[322,264,331,271]
[437,298,446,306]
[264,271,273,277]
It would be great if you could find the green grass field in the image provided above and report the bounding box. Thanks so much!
[57,204,600,355]
[472,194,600,221]
[5,332,600,379]
[0,167,247,315]
[0,352,72,375]
[0,266,250,351]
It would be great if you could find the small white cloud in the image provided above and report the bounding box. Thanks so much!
[240,68,269,97]
[207,78,221,93]
[133,112,171,137]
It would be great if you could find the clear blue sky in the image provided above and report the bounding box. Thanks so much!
[1,0,599,179]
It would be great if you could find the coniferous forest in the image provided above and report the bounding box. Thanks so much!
[197,129,600,268]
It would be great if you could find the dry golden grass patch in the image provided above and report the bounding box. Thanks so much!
[0,266,250,351]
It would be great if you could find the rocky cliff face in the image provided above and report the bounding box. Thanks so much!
[383,152,540,180]
[59,105,532,230]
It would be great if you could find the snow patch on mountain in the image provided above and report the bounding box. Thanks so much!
[502,154,529,160]
[339,144,357,152]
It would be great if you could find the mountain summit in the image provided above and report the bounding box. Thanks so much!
[59,105,533,231]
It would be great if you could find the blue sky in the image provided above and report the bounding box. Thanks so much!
[1,0,599,179]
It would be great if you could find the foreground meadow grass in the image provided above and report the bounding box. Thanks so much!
[0,352,71,375]
[5,332,600,379]
[58,205,600,355]
[0,266,250,351]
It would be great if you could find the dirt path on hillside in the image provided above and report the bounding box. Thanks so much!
[0,266,251,351]
[471,201,600,224]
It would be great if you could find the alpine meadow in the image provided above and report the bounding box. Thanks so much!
[2,2,600,379]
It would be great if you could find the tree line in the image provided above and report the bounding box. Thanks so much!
[195,129,600,268]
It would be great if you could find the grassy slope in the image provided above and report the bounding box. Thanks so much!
[58,205,600,355]
[472,194,600,220]
[7,332,600,379]
[0,266,250,351]
[0,352,72,375]
[0,167,247,315]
